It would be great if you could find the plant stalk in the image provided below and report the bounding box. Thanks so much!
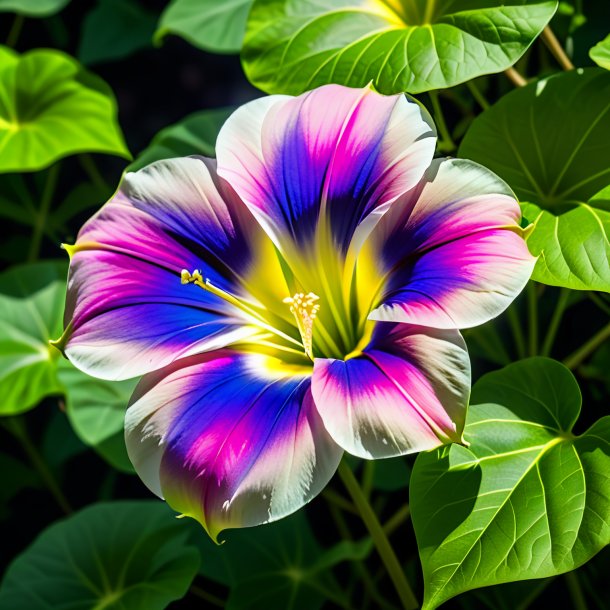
[338,461,418,610]
[541,26,574,71]
[504,67,527,87]
[541,288,570,356]
[563,321,610,370]
[564,571,588,610]
[28,164,60,262]
[527,282,538,356]
[6,14,24,47]
[429,90,455,152]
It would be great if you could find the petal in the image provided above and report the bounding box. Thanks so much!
[365,158,535,329]
[125,351,342,540]
[311,323,470,459]
[216,84,436,256]
[61,156,286,380]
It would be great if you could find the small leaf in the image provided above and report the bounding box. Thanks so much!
[411,358,610,610]
[0,0,69,17]
[128,107,234,172]
[78,0,157,66]
[156,0,252,54]
[0,501,200,609]
[242,0,557,95]
[0,46,130,173]
[0,261,67,415]
[459,68,610,292]
[58,360,138,473]
[194,511,372,610]
[590,34,610,70]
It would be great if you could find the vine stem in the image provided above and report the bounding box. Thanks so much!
[429,90,455,152]
[28,164,60,262]
[2,417,72,515]
[541,26,574,71]
[466,80,490,110]
[564,571,588,610]
[563,321,610,370]
[541,288,570,356]
[504,67,527,87]
[338,461,418,610]
[506,304,527,360]
[527,282,538,356]
[79,154,109,192]
[6,14,24,47]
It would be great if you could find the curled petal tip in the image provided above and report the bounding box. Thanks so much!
[61,243,76,259]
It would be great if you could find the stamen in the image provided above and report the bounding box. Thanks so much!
[283,292,320,360]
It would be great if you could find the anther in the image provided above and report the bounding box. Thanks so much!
[283,292,320,360]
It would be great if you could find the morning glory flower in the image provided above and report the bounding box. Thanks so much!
[55,85,535,539]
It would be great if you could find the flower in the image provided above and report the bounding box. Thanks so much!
[54,84,535,539]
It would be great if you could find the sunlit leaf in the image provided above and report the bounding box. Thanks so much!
[78,0,156,65]
[0,261,67,415]
[0,0,69,16]
[156,0,252,53]
[590,34,610,70]
[0,46,130,173]
[459,68,610,292]
[58,360,137,473]
[194,511,372,610]
[0,501,200,609]
[411,357,610,610]
[242,0,557,94]
[128,107,234,172]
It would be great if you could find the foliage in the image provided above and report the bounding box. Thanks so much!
[0,1,609,609]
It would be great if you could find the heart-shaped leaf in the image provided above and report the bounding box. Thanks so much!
[156,0,252,53]
[0,261,67,415]
[242,0,557,95]
[194,511,372,610]
[459,68,610,292]
[0,46,130,173]
[128,107,235,172]
[0,0,69,16]
[590,34,610,70]
[0,501,200,609]
[78,0,156,66]
[411,357,610,610]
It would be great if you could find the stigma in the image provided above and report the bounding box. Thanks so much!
[283,292,320,360]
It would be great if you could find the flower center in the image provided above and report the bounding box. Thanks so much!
[282,292,320,360]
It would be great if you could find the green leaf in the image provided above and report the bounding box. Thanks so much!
[194,511,372,609]
[128,107,234,172]
[0,261,67,415]
[0,501,200,609]
[57,360,138,473]
[411,357,610,610]
[459,68,610,292]
[590,34,610,70]
[156,0,252,54]
[0,0,69,17]
[78,0,157,66]
[0,46,130,173]
[242,0,557,95]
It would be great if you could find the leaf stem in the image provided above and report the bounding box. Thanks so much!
[541,26,574,71]
[79,154,110,192]
[428,91,455,152]
[28,163,60,262]
[465,80,490,110]
[527,282,538,356]
[338,461,418,610]
[189,584,225,608]
[6,14,24,47]
[504,67,527,87]
[564,571,588,610]
[506,304,527,360]
[563,320,610,370]
[541,288,570,356]
[2,416,72,515]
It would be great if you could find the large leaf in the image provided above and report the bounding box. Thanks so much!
[590,34,610,70]
[459,68,610,292]
[0,501,200,609]
[128,107,235,172]
[411,358,610,610]
[0,46,130,173]
[0,0,69,16]
[78,0,157,66]
[242,0,557,95]
[57,359,138,473]
[156,0,252,53]
[0,261,67,415]
[194,511,372,609]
